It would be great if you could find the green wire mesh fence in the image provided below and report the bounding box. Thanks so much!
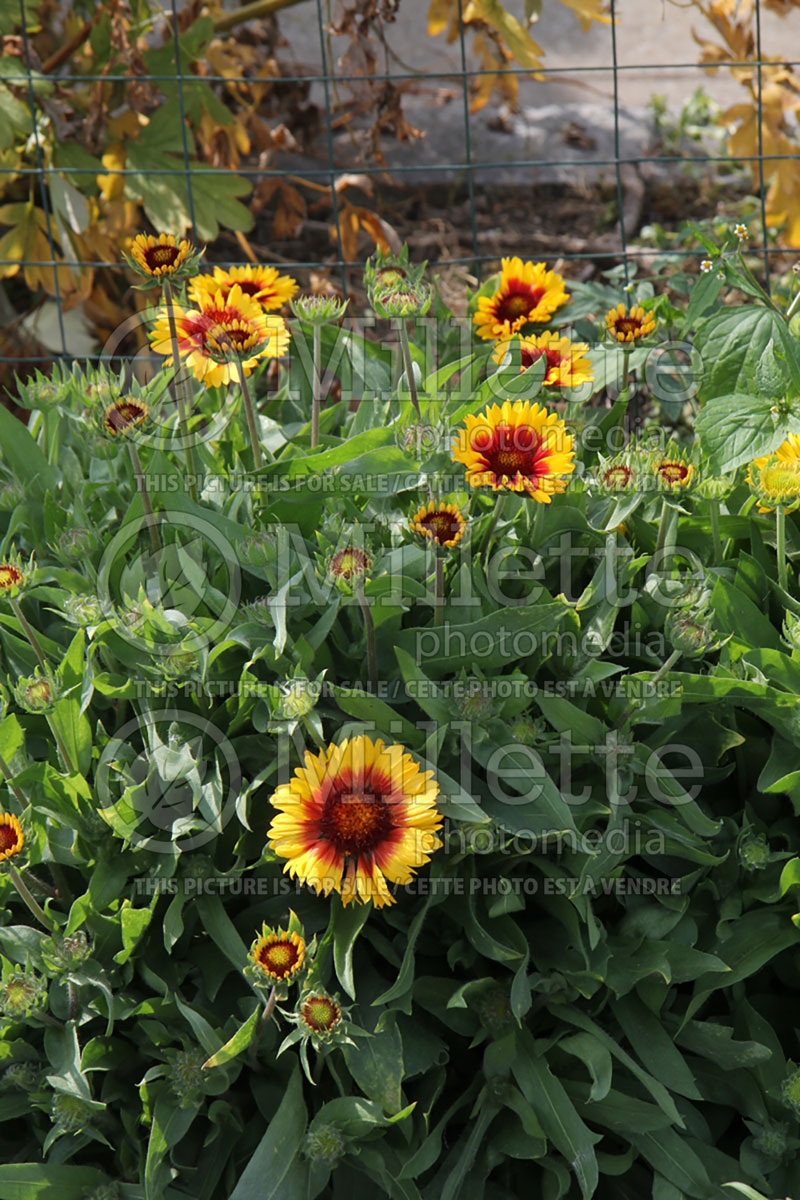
[1,0,799,365]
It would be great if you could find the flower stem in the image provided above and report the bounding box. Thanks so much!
[479,493,506,559]
[237,358,263,471]
[9,597,48,671]
[434,555,444,627]
[311,323,322,449]
[260,986,277,1024]
[128,443,161,553]
[615,648,682,731]
[398,323,421,418]
[777,503,788,591]
[355,581,378,694]
[710,499,722,566]
[164,281,199,501]
[6,863,57,931]
[0,750,27,809]
[788,289,800,321]
[45,716,77,777]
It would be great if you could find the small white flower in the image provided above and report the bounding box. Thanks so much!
[717,271,725,280]
[700,259,713,273]
[734,223,748,241]
[623,282,634,294]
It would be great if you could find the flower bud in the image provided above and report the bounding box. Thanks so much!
[303,1123,346,1166]
[14,672,59,714]
[0,970,47,1019]
[50,1092,95,1132]
[290,294,349,324]
[169,1047,207,1107]
[738,832,770,871]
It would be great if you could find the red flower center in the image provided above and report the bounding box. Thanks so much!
[321,789,393,854]
[0,564,22,590]
[496,287,545,324]
[301,996,341,1032]
[471,423,545,481]
[657,461,689,484]
[0,822,17,852]
[520,346,564,376]
[145,245,180,269]
[603,465,632,489]
[236,280,265,298]
[419,510,462,545]
[257,939,300,979]
[330,549,369,579]
[106,402,146,433]
[613,317,642,337]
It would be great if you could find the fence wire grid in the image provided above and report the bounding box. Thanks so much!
[2,0,800,366]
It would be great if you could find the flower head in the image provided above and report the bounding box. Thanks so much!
[0,813,23,863]
[781,1064,800,1117]
[372,282,433,319]
[605,303,656,344]
[299,991,342,1039]
[738,832,770,871]
[665,605,726,659]
[492,332,594,389]
[451,399,575,502]
[653,454,694,493]
[250,928,306,985]
[125,233,202,285]
[102,398,149,439]
[54,528,97,562]
[748,436,800,511]
[599,461,635,493]
[150,284,290,388]
[267,735,442,907]
[14,672,58,714]
[700,259,714,273]
[474,258,569,341]
[0,549,34,599]
[734,223,748,241]
[196,264,298,311]
[329,547,371,585]
[410,501,466,548]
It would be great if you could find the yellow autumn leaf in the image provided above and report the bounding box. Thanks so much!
[0,202,83,295]
[428,0,452,37]
[556,0,612,30]
[464,0,544,70]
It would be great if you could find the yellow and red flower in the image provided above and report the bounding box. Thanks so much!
[451,399,575,502]
[150,284,290,388]
[192,265,298,312]
[329,547,371,582]
[605,303,656,344]
[103,398,149,438]
[410,501,466,548]
[473,258,570,341]
[299,992,342,1037]
[492,332,594,389]
[654,457,694,492]
[250,929,306,984]
[127,233,191,279]
[267,735,442,907]
[0,563,23,593]
[0,812,23,862]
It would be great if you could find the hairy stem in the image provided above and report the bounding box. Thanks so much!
[238,360,264,471]
[9,597,48,671]
[311,324,322,449]
[355,582,378,695]
[164,281,199,502]
[128,443,161,553]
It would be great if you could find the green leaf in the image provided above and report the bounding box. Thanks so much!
[202,1008,260,1070]
[693,306,783,403]
[332,898,371,1000]
[372,897,432,1006]
[512,1032,601,1200]
[0,402,58,491]
[145,1093,200,1200]
[695,393,785,474]
[343,1022,405,1114]
[228,1067,307,1200]
[0,1164,109,1199]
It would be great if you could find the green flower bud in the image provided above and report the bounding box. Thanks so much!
[62,594,107,628]
[474,985,512,1034]
[85,1185,122,1200]
[54,528,97,564]
[0,970,47,1019]
[169,1047,207,1107]
[665,606,726,660]
[510,714,545,746]
[753,1120,789,1159]
[242,596,272,626]
[49,931,92,970]
[372,282,433,319]
[781,1063,800,1117]
[50,1091,95,1133]
[290,294,349,324]
[303,1123,346,1166]
[240,534,273,568]
[3,1062,41,1091]
[738,832,770,871]
[278,678,317,720]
